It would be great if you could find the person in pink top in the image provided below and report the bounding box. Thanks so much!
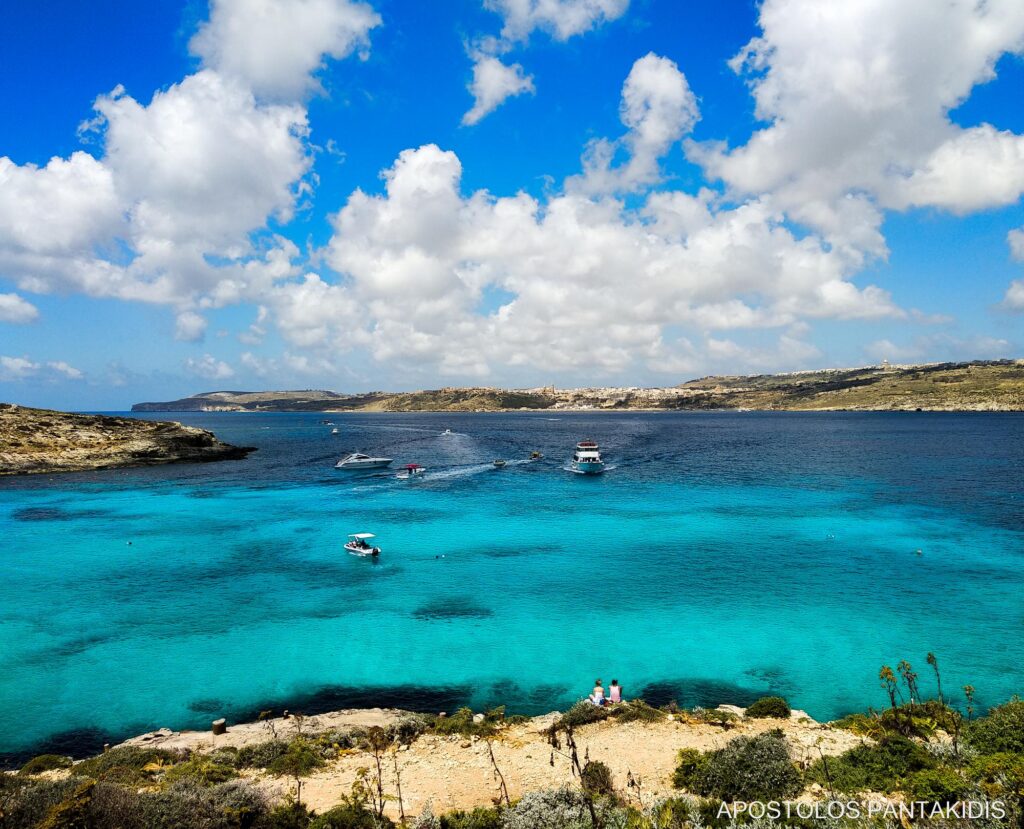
[608,679,622,704]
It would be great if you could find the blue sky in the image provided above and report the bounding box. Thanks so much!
[1,0,1022,409]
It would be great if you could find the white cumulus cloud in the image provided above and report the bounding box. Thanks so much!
[184,354,235,381]
[0,293,39,324]
[175,311,208,342]
[485,0,629,42]
[465,0,629,124]
[463,54,535,126]
[690,0,1024,264]
[190,0,381,100]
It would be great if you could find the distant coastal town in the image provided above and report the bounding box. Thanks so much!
[131,359,1024,413]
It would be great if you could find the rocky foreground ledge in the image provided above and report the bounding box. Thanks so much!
[0,403,255,475]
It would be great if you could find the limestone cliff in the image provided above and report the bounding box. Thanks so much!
[0,404,255,475]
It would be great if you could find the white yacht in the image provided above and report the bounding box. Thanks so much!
[570,440,605,475]
[335,453,393,470]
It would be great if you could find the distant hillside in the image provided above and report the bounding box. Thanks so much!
[131,359,1024,413]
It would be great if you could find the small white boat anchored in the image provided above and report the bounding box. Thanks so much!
[441,428,453,435]
[396,463,426,479]
[335,453,393,470]
[331,428,339,434]
[345,533,380,557]
[570,440,605,475]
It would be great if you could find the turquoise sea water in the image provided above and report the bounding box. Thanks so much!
[1,411,1023,761]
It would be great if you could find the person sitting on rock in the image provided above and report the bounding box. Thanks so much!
[608,679,622,704]
[589,679,605,706]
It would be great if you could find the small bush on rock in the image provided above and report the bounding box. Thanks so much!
[308,802,395,828]
[672,748,709,790]
[688,707,738,728]
[439,806,502,828]
[807,735,935,794]
[580,761,615,797]
[18,754,74,775]
[745,696,792,719]
[162,755,238,787]
[236,740,289,769]
[904,767,971,805]
[611,699,667,724]
[966,699,1024,755]
[74,745,182,785]
[264,800,313,829]
[499,787,589,829]
[550,702,610,733]
[692,731,802,802]
[429,708,500,738]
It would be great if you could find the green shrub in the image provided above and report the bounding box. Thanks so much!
[268,738,325,779]
[807,735,935,794]
[745,696,791,719]
[439,806,502,828]
[19,754,73,775]
[309,802,395,828]
[692,731,802,802]
[966,699,1024,755]
[265,800,314,829]
[580,761,615,797]
[904,767,970,805]
[610,699,667,724]
[969,753,1024,798]
[74,745,182,784]
[208,746,239,766]
[36,778,96,829]
[161,755,238,787]
[549,701,610,733]
[236,739,289,768]
[672,748,709,790]
[498,787,591,829]
[428,708,503,738]
[688,707,738,728]
[116,779,267,829]
[388,715,429,745]
[0,776,82,829]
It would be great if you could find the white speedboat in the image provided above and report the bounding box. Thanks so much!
[441,428,453,435]
[493,459,506,468]
[345,533,380,556]
[396,463,426,479]
[335,453,392,470]
[331,428,339,434]
[570,440,605,475]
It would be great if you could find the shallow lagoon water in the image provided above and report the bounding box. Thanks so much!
[1,411,1023,758]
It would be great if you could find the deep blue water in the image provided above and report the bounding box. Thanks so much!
[1,411,1023,760]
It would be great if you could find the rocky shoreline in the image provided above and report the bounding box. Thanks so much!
[0,404,255,476]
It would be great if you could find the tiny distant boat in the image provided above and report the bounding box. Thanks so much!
[493,459,506,468]
[321,420,333,424]
[396,463,426,479]
[442,428,453,435]
[345,533,380,557]
[335,453,393,470]
[530,451,543,460]
[331,428,339,434]
[570,440,605,475]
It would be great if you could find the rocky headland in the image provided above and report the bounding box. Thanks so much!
[0,404,255,475]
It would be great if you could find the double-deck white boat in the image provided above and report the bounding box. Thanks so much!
[335,453,392,470]
[570,440,605,475]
